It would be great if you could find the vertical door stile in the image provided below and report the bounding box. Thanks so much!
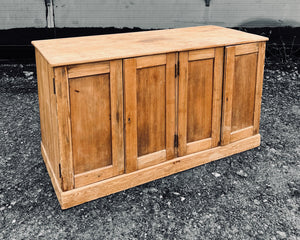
[221,46,235,145]
[124,58,138,173]
[174,53,179,157]
[166,53,177,160]
[110,60,125,175]
[54,66,75,191]
[177,52,189,157]
[211,47,224,147]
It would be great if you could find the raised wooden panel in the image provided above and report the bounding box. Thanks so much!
[124,53,176,172]
[70,74,112,174]
[137,65,166,156]
[187,59,213,142]
[222,43,266,144]
[136,54,166,69]
[67,61,110,78]
[188,48,215,61]
[186,138,212,154]
[178,48,223,156]
[137,150,167,169]
[231,53,257,132]
[235,43,259,56]
[230,126,254,143]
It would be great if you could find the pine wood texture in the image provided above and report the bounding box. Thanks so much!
[178,47,223,156]
[221,42,266,145]
[34,26,267,209]
[70,74,112,174]
[123,58,138,173]
[54,66,74,191]
[68,60,124,187]
[35,50,61,185]
[59,135,261,209]
[253,42,266,134]
[32,26,268,67]
[67,61,110,78]
[136,65,166,157]
[41,142,63,206]
[178,51,189,156]
[124,54,176,171]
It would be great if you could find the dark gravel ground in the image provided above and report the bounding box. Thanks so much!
[0,56,299,239]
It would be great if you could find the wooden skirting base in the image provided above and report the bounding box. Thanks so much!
[41,134,261,209]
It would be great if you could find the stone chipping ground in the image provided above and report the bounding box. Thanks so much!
[0,56,299,240]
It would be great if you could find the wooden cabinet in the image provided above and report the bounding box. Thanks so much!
[32,26,268,209]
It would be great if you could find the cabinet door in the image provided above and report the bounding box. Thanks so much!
[57,60,124,188]
[124,53,176,172]
[178,48,223,156]
[221,42,266,145]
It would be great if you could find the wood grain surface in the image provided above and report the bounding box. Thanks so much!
[32,26,268,67]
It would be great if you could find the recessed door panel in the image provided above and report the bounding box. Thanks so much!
[70,74,112,173]
[187,59,213,143]
[137,66,166,157]
[231,53,257,132]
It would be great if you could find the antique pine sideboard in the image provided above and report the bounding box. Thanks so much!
[32,26,268,209]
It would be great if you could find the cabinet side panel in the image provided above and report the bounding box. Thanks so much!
[231,53,257,132]
[35,49,60,181]
[253,42,266,134]
[36,50,48,153]
[47,61,61,181]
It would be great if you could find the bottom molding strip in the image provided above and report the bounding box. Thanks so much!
[42,134,261,209]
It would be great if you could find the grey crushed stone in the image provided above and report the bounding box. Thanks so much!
[0,59,299,239]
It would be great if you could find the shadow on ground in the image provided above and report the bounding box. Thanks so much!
[0,56,299,239]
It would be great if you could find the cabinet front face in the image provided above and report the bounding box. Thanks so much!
[124,54,176,172]
[56,60,124,188]
[221,42,266,145]
[177,48,223,156]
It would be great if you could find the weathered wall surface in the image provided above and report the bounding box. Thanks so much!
[53,0,300,28]
[0,0,300,29]
[0,0,46,29]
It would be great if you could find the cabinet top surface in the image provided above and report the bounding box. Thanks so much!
[32,25,268,67]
